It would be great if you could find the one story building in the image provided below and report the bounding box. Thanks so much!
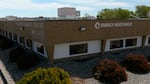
[0,20,150,62]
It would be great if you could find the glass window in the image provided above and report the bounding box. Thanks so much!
[36,42,44,54]
[19,36,25,45]
[26,39,32,48]
[9,32,12,40]
[125,38,137,47]
[5,31,8,37]
[2,30,4,35]
[148,37,150,44]
[70,43,88,55]
[110,40,123,49]
[14,34,17,41]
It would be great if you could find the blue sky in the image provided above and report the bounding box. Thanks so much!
[0,0,150,17]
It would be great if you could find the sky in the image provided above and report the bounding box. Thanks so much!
[0,0,150,17]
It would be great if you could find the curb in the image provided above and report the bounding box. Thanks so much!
[0,59,15,84]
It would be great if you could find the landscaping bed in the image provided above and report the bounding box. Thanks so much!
[0,47,150,84]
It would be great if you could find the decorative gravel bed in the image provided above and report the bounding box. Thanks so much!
[0,46,150,84]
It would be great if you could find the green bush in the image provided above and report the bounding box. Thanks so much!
[16,53,39,69]
[17,67,72,84]
[9,47,25,62]
[122,54,150,73]
[94,59,127,84]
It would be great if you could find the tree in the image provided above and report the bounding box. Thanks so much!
[97,9,115,19]
[129,11,137,18]
[135,5,150,18]
[97,8,131,19]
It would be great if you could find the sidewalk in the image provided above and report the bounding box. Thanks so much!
[85,78,101,84]
[0,59,15,84]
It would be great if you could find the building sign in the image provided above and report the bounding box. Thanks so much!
[16,22,44,28]
[95,22,133,29]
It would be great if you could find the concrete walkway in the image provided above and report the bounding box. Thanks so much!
[0,59,15,84]
[85,78,101,84]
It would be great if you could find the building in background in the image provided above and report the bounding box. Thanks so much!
[5,16,18,20]
[58,7,80,19]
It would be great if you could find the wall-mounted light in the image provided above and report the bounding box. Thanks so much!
[79,27,86,31]
[19,27,24,30]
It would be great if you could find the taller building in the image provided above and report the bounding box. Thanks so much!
[58,7,80,19]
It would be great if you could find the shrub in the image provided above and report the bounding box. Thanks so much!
[122,54,150,73]
[9,47,25,62]
[0,39,13,49]
[94,59,127,84]
[17,67,72,84]
[16,53,39,69]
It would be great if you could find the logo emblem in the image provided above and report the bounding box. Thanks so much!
[95,22,100,29]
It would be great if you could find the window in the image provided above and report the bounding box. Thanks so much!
[70,43,88,55]
[14,34,17,41]
[9,32,12,40]
[125,38,137,47]
[26,39,32,48]
[19,36,25,45]
[148,37,150,44]
[110,40,123,49]
[36,42,44,54]
[0,29,1,34]
[2,30,4,35]
[5,31,8,37]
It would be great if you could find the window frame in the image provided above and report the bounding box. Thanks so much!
[109,39,124,50]
[125,38,137,47]
[36,42,45,55]
[69,43,88,55]
[26,39,32,49]
[108,37,139,51]
[19,36,25,45]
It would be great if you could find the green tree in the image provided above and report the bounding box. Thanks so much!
[97,8,131,19]
[129,11,137,18]
[135,5,150,18]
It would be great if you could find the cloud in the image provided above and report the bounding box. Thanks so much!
[57,0,131,12]
[0,0,68,10]
[0,0,88,11]
[58,0,130,7]
[0,0,131,11]
[0,0,150,17]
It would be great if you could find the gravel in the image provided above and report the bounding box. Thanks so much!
[0,46,150,84]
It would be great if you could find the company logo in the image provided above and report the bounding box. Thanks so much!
[94,22,133,29]
[95,22,101,29]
